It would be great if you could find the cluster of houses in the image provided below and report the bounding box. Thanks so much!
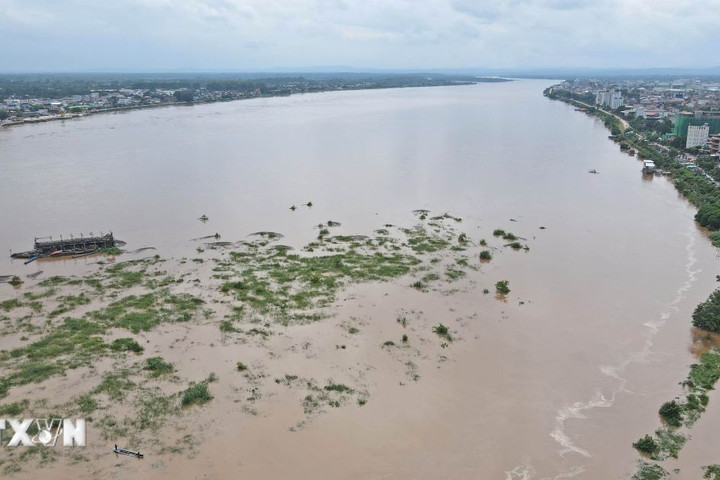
[559,78,720,151]
[0,89,178,124]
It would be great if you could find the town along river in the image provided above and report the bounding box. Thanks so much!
[0,79,718,479]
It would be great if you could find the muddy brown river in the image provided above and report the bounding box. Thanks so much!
[0,79,718,479]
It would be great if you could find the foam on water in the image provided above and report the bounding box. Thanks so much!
[508,228,700,479]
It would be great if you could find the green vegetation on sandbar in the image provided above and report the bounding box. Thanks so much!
[631,349,720,471]
[0,288,203,399]
[181,377,214,407]
[432,323,452,341]
[217,220,470,323]
[495,280,510,295]
[110,337,144,353]
[144,357,174,377]
[632,461,668,480]
[704,465,720,480]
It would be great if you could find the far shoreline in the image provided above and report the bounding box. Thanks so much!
[0,77,511,131]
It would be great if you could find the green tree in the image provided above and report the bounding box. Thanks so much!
[696,203,720,230]
[173,90,195,103]
[658,400,683,427]
[693,290,720,333]
[633,434,658,455]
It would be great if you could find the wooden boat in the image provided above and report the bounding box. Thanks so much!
[11,232,117,260]
[113,445,144,458]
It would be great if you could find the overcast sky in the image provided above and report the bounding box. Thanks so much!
[1,0,719,72]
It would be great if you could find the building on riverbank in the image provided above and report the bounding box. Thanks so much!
[687,123,710,148]
[674,111,720,138]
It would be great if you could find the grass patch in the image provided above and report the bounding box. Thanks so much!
[495,280,510,294]
[445,268,466,281]
[411,280,426,290]
[77,394,98,414]
[144,357,174,377]
[94,369,135,401]
[704,465,720,480]
[110,337,144,353]
[422,273,440,282]
[133,389,176,431]
[432,323,452,341]
[632,462,667,480]
[0,299,22,312]
[181,381,213,407]
[48,293,91,318]
[324,382,353,393]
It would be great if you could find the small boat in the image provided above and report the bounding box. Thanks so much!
[113,444,144,458]
[10,251,38,259]
[588,169,599,174]
[24,256,39,265]
[50,250,63,256]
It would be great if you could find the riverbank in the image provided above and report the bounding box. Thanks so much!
[0,75,504,131]
[545,86,720,480]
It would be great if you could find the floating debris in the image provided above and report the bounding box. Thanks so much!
[271,245,294,252]
[192,234,221,241]
[304,201,313,207]
[412,209,430,215]
[26,271,43,279]
[199,215,209,222]
[327,221,341,227]
[205,241,233,247]
[428,212,462,222]
[129,247,157,254]
[329,235,369,242]
[0,275,13,284]
[290,205,297,211]
[249,231,284,240]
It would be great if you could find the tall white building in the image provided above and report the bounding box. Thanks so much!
[686,123,710,149]
[609,91,624,109]
[595,89,623,109]
[595,90,611,106]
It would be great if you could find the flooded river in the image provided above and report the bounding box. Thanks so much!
[0,80,718,479]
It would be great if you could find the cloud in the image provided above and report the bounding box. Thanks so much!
[0,0,718,71]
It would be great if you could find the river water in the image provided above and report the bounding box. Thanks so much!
[0,80,718,479]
